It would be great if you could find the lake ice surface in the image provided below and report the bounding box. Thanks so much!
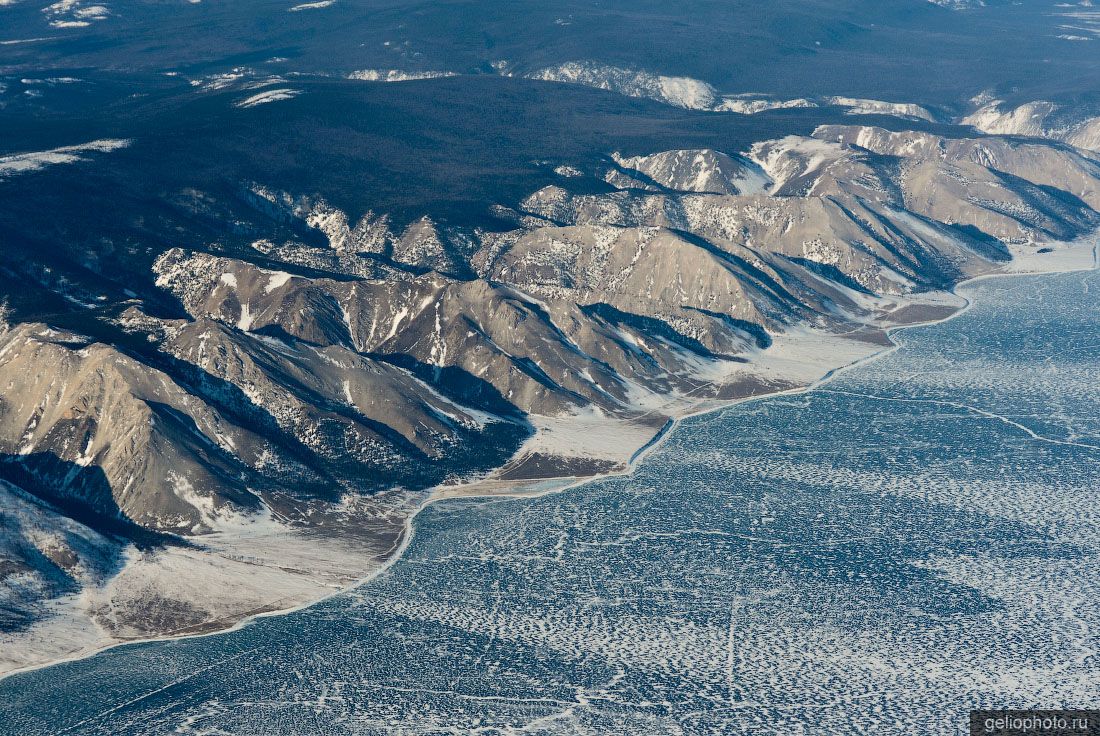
[2,268,1099,735]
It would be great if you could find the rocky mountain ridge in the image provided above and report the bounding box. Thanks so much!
[11,123,1098,528]
[3,120,1100,670]
[517,61,1100,155]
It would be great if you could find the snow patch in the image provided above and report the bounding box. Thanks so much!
[962,99,1100,152]
[0,139,130,179]
[238,303,253,331]
[554,165,584,178]
[521,64,937,122]
[41,0,109,27]
[714,95,817,114]
[236,88,301,108]
[347,69,457,82]
[526,61,717,110]
[288,0,334,9]
[264,271,293,293]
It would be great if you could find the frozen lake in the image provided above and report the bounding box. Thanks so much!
[2,267,1099,735]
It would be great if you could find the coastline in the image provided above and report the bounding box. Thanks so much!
[428,236,1099,503]
[2,235,1096,684]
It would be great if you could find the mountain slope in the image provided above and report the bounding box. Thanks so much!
[3,64,1100,673]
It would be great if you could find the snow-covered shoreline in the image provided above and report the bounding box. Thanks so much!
[2,234,1096,683]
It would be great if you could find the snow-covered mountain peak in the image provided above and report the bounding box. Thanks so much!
[610,149,772,195]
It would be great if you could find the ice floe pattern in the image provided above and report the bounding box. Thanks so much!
[3,265,1100,734]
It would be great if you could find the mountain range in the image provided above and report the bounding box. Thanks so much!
[3,0,1100,673]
